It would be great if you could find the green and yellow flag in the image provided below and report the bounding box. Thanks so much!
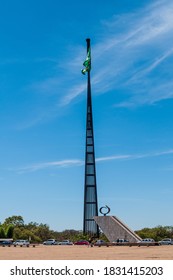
[81,48,91,75]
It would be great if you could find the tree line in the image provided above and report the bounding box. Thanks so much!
[0,215,91,242]
[135,226,173,241]
[0,215,173,242]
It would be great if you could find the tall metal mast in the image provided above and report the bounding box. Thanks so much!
[83,38,99,237]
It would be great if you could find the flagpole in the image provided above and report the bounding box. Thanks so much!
[83,38,99,237]
[86,38,91,81]
[86,38,91,109]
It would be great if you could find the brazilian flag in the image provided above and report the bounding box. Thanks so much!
[81,48,91,75]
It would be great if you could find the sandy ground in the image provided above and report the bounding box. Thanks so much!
[0,245,173,260]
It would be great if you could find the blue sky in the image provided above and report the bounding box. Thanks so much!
[1,0,173,231]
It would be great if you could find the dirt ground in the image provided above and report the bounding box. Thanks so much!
[0,245,173,260]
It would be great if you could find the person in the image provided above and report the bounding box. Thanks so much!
[88,236,95,247]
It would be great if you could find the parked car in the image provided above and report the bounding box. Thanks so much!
[139,238,155,243]
[0,240,13,246]
[159,238,173,245]
[13,240,30,246]
[95,240,107,245]
[74,240,89,245]
[43,239,57,245]
[2,240,13,245]
[58,240,73,245]
[94,240,109,247]
[113,239,129,243]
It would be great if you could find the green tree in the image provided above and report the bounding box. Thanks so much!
[135,226,173,241]
[5,225,14,238]
[34,224,52,241]
[3,215,24,227]
[0,226,6,238]
[25,222,39,231]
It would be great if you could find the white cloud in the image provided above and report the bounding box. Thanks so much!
[20,0,173,127]
[97,149,173,163]
[93,1,173,106]
[60,83,86,106]
[15,159,84,173]
[57,0,173,107]
[13,149,173,173]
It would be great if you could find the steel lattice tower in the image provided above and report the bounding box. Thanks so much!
[83,38,99,237]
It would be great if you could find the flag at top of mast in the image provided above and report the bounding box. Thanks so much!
[81,38,91,75]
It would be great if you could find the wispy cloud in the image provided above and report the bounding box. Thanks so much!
[60,0,173,107]
[13,148,173,173]
[60,83,86,106]
[15,159,84,173]
[99,149,173,162]
[127,47,173,84]
[18,0,173,127]
[93,0,173,107]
